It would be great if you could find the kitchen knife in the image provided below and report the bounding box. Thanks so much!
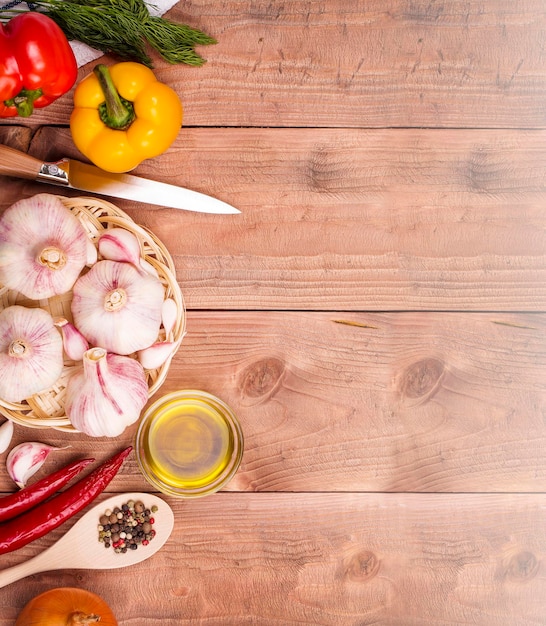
[0,144,240,214]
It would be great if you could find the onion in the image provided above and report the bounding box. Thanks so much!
[15,587,118,626]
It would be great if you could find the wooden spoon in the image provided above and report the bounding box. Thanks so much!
[0,492,174,588]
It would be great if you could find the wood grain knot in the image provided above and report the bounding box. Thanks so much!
[344,550,380,583]
[399,358,445,400]
[308,144,345,193]
[507,551,539,582]
[172,586,191,597]
[240,357,285,399]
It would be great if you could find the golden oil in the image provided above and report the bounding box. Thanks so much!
[136,391,243,497]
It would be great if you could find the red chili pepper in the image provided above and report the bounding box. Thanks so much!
[0,446,132,555]
[0,457,94,523]
[0,12,77,117]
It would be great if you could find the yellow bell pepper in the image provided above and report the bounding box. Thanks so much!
[70,62,183,173]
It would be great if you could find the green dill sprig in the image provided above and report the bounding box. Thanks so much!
[45,2,152,65]
[0,0,216,68]
[143,16,216,65]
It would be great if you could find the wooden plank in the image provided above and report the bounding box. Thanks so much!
[0,126,33,152]
[127,310,546,493]
[3,126,544,311]
[7,0,546,129]
[1,492,545,625]
[1,311,544,493]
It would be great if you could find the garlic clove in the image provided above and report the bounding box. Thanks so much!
[161,298,178,337]
[0,306,64,403]
[86,237,98,266]
[0,419,14,454]
[137,341,176,370]
[0,194,90,300]
[71,260,164,356]
[54,317,90,361]
[6,442,68,488]
[65,347,149,437]
[98,228,161,278]
[140,257,159,278]
[98,228,142,267]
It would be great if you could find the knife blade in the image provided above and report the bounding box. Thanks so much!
[0,144,240,214]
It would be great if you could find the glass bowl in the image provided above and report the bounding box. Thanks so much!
[135,390,243,498]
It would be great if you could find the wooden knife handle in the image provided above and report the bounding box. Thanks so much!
[0,143,44,180]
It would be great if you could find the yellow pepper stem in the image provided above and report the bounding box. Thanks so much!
[94,64,136,130]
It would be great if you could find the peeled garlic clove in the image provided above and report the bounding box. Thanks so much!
[0,194,89,299]
[71,260,164,355]
[0,306,64,403]
[54,317,89,361]
[161,298,178,336]
[6,442,67,488]
[137,341,176,370]
[98,228,142,266]
[0,420,14,454]
[65,347,149,437]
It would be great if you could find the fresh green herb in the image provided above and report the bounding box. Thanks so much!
[0,0,216,67]
[143,15,217,65]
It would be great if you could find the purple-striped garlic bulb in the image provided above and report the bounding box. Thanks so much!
[0,305,63,403]
[71,260,164,355]
[0,194,89,299]
[65,347,148,437]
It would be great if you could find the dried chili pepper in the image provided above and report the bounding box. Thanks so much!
[0,446,131,556]
[0,457,94,523]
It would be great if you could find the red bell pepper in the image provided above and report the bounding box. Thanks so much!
[0,12,77,117]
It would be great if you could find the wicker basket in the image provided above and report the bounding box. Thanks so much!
[0,196,186,432]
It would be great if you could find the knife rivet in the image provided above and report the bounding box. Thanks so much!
[47,165,60,175]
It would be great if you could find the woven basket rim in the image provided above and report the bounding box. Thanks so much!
[0,195,185,432]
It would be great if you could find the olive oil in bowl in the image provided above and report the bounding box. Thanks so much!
[136,391,243,497]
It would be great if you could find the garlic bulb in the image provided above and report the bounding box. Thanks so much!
[0,306,64,403]
[0,194,89,299]
[6,441,67,488]
[71,260,164,355]
[65,347,148,437]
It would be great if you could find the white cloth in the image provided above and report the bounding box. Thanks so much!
[0,0,179,66]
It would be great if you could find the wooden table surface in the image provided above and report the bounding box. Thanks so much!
[1,1,546,624]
